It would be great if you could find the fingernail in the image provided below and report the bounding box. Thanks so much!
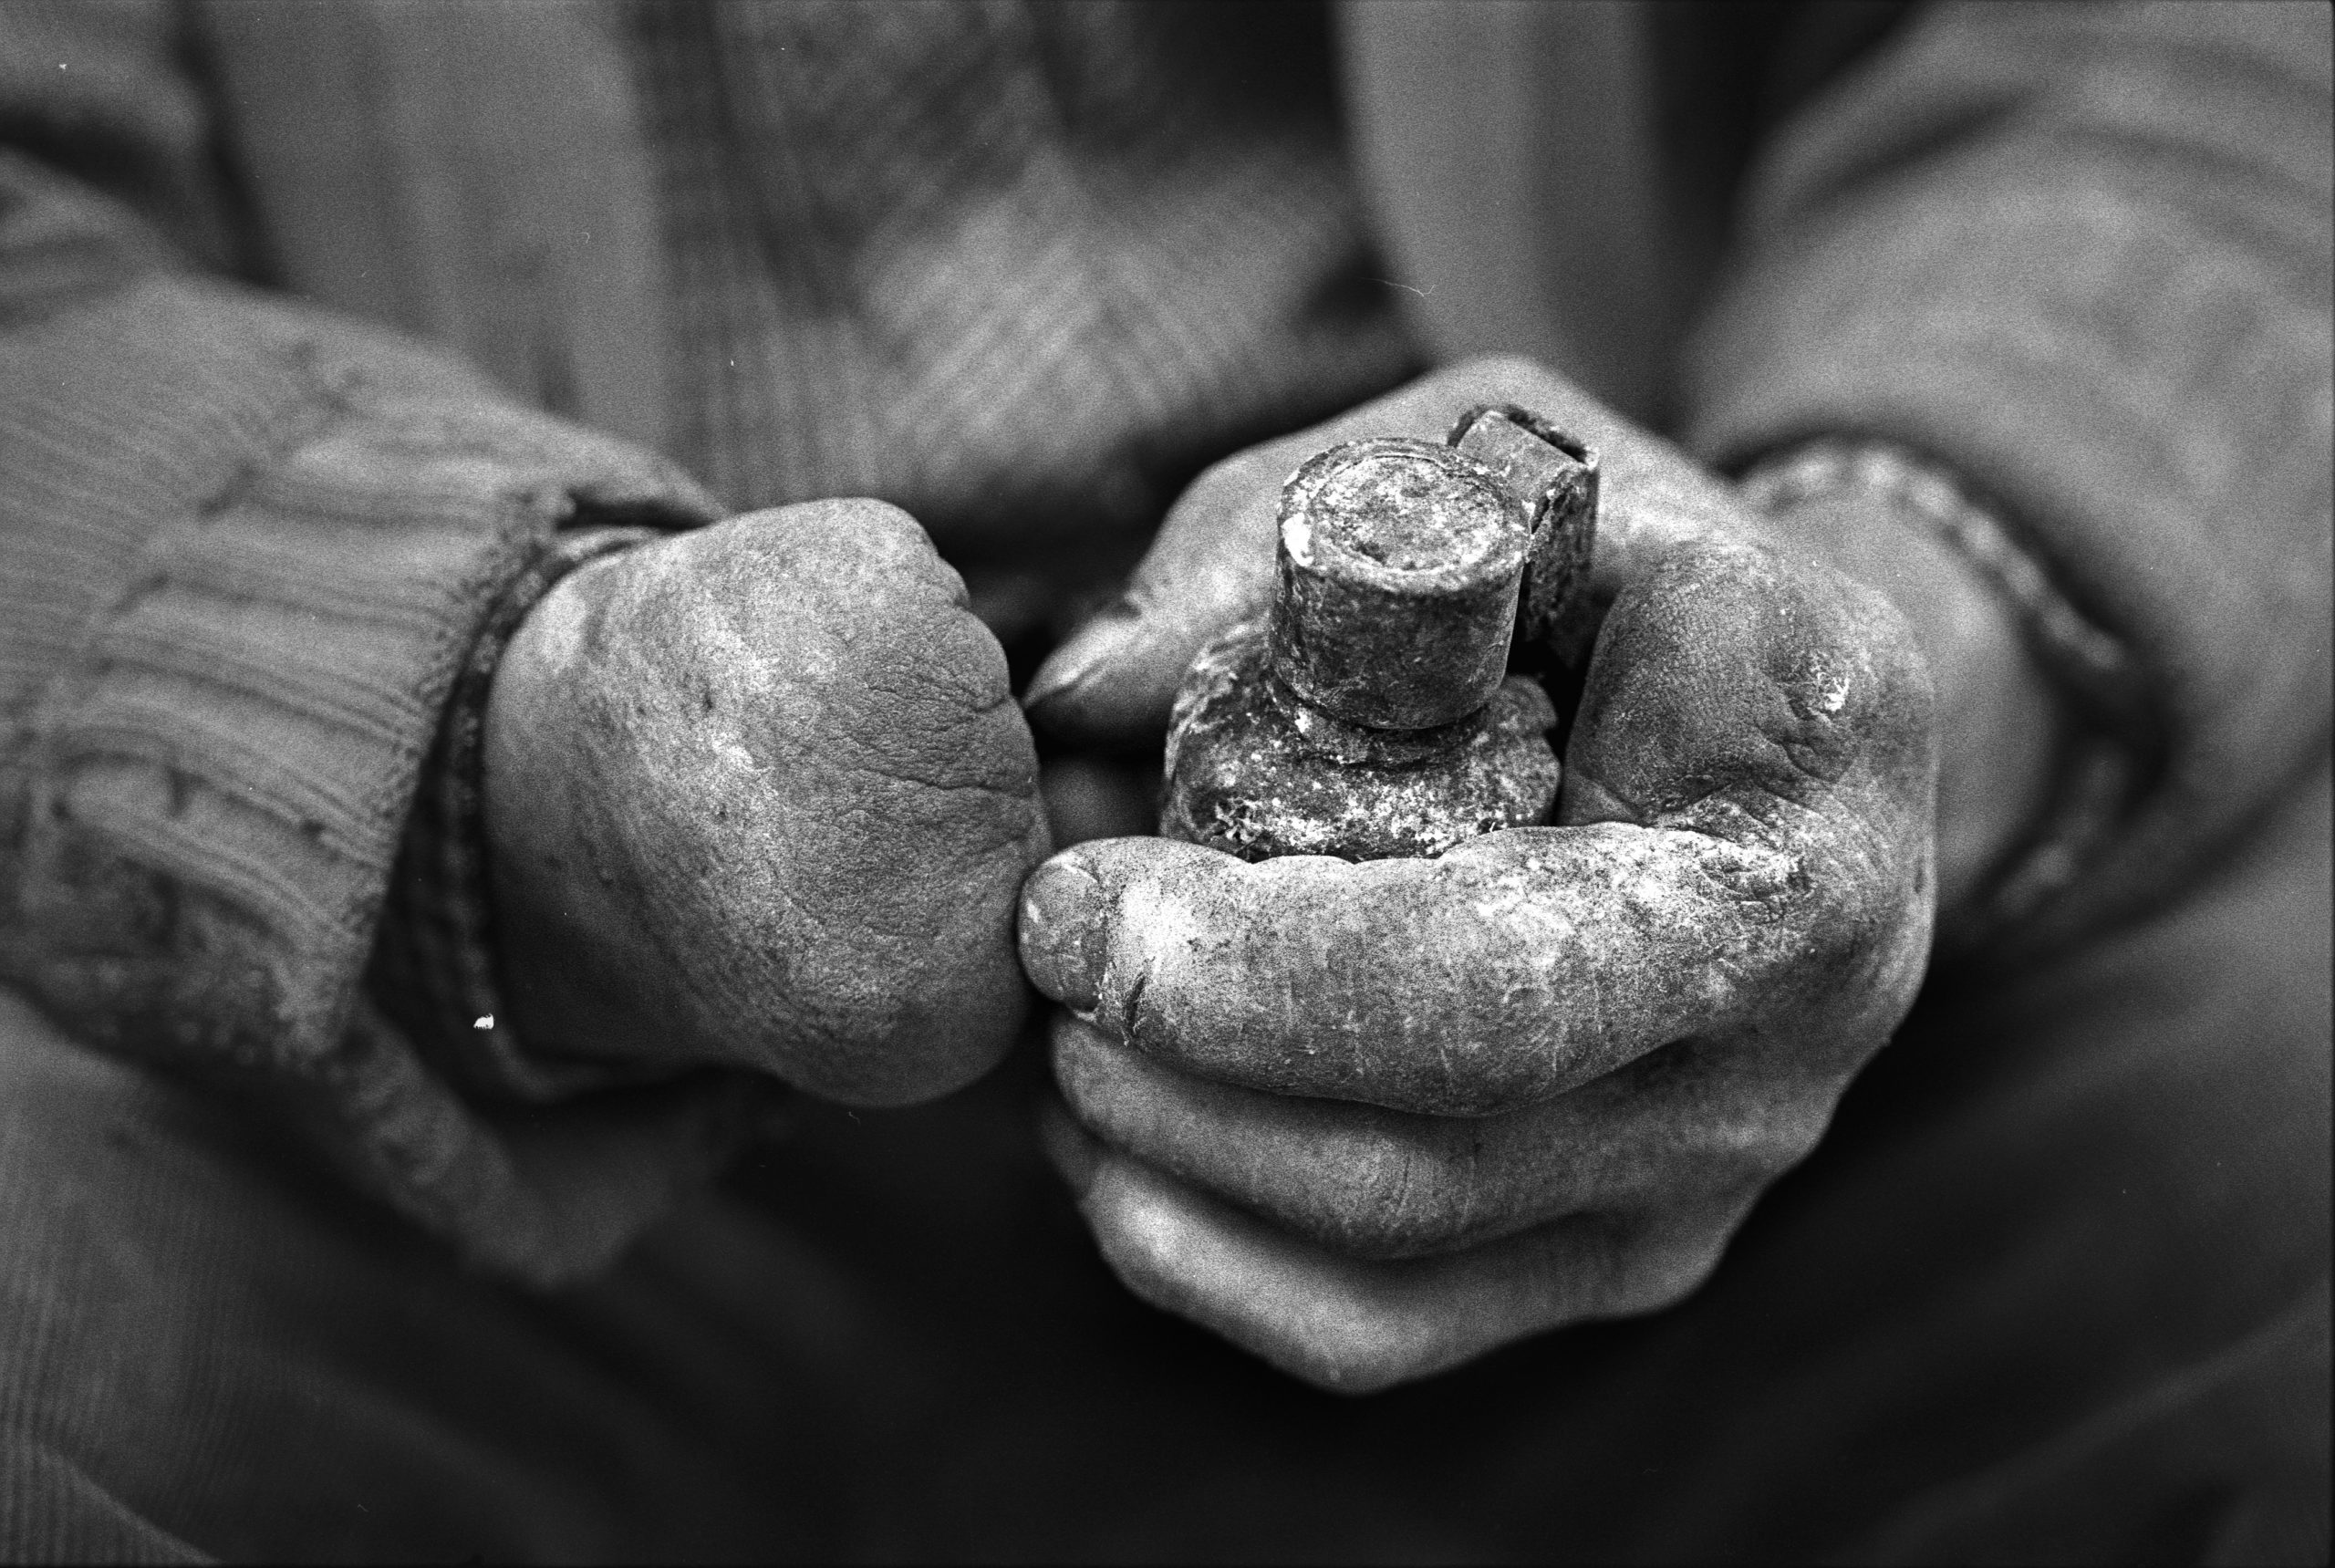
[1016,856,1108,1010]
[1023,598,1142,719]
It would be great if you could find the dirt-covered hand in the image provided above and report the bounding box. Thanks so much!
[485,500,1050,1106]
[1016,359,1938,1391]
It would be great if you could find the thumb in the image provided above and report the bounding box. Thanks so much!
[1022,354,1728,747]
[1023,437,1294,746]
[1559,538,1935,838]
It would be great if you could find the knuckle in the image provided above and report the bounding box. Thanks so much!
[1344,1158,1466,1271]
[1779,863,1923,1005]
[1049,1019,1136,1129]
[804,630,1035,813]
[1692,835,1808,915]
[1789,893,1883,981]
[807,495,932,556]
[1327,1139,1480,1261]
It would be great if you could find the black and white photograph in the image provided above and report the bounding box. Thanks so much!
[0,1,2327,1562]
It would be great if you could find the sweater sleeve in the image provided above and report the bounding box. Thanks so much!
[1684,0,2332,959]
[0,5,764,1284]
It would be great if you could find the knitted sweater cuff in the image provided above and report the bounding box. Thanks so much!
[4,277,767,1284]
[368,524,662,1106]
[1685,151,2332,958]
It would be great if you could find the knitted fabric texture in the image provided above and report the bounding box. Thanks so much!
[5,0,2327,1282]
[629,0,1422,548]
[369,524,667,1106]
[0,269,745,1284]
[1684,2,2332,954]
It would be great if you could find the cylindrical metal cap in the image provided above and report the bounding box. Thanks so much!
[1448,404,1601,668]
[1268,437,1531,731]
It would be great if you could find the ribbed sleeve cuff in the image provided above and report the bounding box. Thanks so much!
[4,277,771,1282]
[368,524,663,1105]
[1685,150,2333,954]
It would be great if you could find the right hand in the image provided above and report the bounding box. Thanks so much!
[482,500,1051,1105]
[1014,360,1946,1390]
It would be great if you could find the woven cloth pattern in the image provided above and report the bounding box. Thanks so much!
[628,0,1421,554]
[368,1,1425,1112]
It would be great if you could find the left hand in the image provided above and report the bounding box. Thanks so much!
[485,500,1048,1106]
[1015,358,1941,1392]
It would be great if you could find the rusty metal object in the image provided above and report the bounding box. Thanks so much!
[1162,417,1597,863]
[1271,439,1530,731]
[1449,404,1601,670]
[1160,624,1558,860]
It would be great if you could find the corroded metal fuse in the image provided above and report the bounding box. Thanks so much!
[1160,407,1597,862]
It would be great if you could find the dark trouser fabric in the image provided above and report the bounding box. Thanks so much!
[3,769,2328,1565]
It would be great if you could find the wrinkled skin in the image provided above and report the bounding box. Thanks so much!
[1017,359,1946,1393]
[486,500,1049,1106]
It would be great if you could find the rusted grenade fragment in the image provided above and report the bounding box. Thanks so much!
[1161,417,1592,862]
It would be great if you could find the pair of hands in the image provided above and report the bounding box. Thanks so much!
[483,359,1972,1391]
